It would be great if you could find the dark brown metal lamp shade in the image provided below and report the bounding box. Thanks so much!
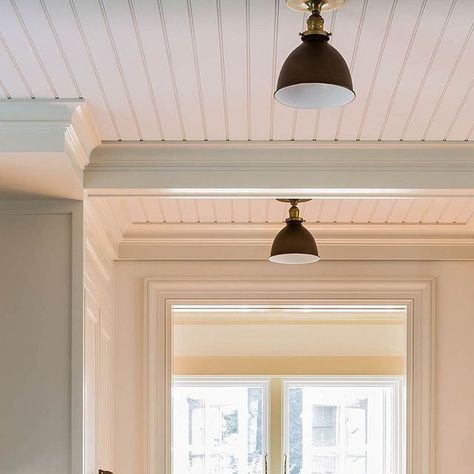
[275,34,354,109]
[269,220,319,264]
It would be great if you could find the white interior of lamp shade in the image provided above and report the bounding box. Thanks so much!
[269,253,320,264]
[275,83,355,109]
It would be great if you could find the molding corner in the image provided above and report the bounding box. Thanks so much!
[68,102,101,170]
[0,99,100,199]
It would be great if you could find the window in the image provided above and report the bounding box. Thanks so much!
[173,379,268,474]
[173,377,403,474]
[285,379,403,474]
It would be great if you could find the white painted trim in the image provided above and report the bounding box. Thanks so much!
[70,201,85,474]
[0,100,99,162]
[84,196,117,472]
[145,277,435,474]
[0,99,100,183]
[120,241,474,261]
[119,222,474,261]
[86,141,474,196]
[122,222,474,239]
[172,307,406,325]
[91,141,474,170]
[85,197,120,260]
[65,126,90,174]
[0,199,84,474]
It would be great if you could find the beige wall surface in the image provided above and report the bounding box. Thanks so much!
[173,324,405,356]
[114,260,474,474]
[173,355,405,376]
[0,213,73,474]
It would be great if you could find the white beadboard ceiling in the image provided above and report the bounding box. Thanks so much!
[0,0,473,142]
[100,197,474,227]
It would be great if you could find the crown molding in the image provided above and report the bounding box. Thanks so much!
[66,104,100,171]
[92,140,474,170]
[118,222,474,260]
[0,100,100,199]
[119,239,474,261]
[0,99,99,169]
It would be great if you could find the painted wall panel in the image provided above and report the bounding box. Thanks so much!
[0,211,75,474]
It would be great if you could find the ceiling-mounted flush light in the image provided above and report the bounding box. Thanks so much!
[275,0,355,109]
[269,199,319,264]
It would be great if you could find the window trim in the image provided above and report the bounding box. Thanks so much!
[145,276,435,474]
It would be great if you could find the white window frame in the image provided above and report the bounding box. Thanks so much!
[144,277,435,474]
[283,376,404,474]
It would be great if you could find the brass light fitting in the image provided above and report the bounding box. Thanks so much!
[301,2,330,37]
[274,0,355,109]
[269,199,320,264]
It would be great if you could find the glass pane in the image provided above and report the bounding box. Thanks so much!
[173,383,265,474]
[287,385,392,474]
[312,405,337,447]
[312,455,336,474]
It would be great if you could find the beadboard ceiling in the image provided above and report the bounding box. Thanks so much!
[1,0,473,142]
[99,197,474,228]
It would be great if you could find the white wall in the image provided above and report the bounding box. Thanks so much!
[114,260,474,474]
[0,202,83,474]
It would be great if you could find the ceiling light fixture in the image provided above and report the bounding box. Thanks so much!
[269,199,320,264]
[274,0,355,109]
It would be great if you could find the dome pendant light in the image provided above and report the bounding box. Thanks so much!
[275,0,355,109]
[269,199,320,264]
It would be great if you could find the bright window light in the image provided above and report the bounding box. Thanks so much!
[285,379,403,474]
[173,379,268,474]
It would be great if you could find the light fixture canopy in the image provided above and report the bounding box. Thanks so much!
[274,0,355,109]
[269,199,320,264]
